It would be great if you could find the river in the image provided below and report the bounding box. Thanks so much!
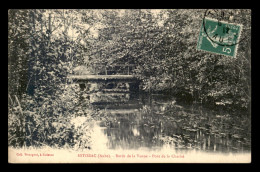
[76,89,251,154]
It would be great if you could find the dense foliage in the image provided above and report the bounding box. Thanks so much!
[8,9,95,148]
[87,9,251,112]
[8,9,251,148]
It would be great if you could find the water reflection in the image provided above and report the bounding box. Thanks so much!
[79,88,250,154]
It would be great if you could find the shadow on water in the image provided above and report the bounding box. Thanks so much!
[77,86,251,154]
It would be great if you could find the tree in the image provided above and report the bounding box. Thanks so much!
[86,9,251,112]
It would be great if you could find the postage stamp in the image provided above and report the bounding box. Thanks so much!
[197,16,243,58]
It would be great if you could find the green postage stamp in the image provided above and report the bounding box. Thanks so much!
[197,17,243,58]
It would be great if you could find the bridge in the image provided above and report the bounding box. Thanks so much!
[67,74,137,83]
[68,63,140,92]
[68,63,142,116]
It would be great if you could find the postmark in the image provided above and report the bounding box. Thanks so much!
[197,10,243,58]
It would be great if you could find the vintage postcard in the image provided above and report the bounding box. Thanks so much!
[8,9,251,163]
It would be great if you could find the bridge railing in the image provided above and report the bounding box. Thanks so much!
[92,63,136,75]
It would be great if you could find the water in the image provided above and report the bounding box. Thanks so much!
[78,90,251,154]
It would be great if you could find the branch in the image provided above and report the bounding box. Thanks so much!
[14,95,24,117]
[8,94,14,106]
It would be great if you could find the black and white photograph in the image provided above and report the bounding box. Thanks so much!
[8,9,251,163]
